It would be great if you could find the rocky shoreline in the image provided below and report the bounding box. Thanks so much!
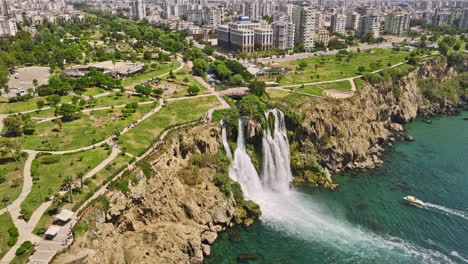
[286,57,467,175]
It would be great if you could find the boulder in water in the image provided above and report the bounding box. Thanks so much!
[389,123,404,132]
[238,253,258,261]
[463,117,468,120]
[405,135,414,141]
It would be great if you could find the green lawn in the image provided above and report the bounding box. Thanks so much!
[0,213,15,259]
[28,108,56,118]
[91,93,153,108]
[119,96,220,156]
[354,78,366,90]
[20,147,110,220]
[0,156,27,210]
[33,152,132,235]
[0,95,74,114]
[82,87,108,96]
[290,85,324,96]
[262,49,409,85]
[122,60,181,87]
[314,81,352,91]
[20,103,156,151]
[165,68,209,98]
[266,89,291,98]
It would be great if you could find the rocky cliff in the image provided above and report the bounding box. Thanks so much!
[54,125,235,264]
[291,57,466,173]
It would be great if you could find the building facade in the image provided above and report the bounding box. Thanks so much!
[292,5,316,51]
[131,0,146,21]
[272,21,295,50]
[357,14,380,37]
[331,13,346,33]
[254,27,273,51]
[384,12,410,35]
[316,27,329,47]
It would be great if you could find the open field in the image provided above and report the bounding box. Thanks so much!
[162,68,209,98]
[0,156,27,210]
[20,103,155,151]
[0,213,15,259]
[314,81,352,90]
[20,147,110,220]
[266,89,291,99]
[81,87,107,96]
[0,95,74,114]
[91,93,153,108]
[122,60,180,87]
[119,96,220,156]
[260,49,409,85]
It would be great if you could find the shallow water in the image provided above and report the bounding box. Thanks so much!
[206,111,468,264]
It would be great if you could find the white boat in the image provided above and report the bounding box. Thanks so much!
[403,196,425,206]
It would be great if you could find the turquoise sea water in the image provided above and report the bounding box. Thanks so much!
[206,111,468,264]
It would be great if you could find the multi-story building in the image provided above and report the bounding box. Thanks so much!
[272,21,295,50]
[432,9,451,25]
[0,17,17,36]
[254,27,273,51]
[331,13,346,33]
[131,0,146,21]
[217,17,261,53]
[384,12,410,36]
[205,5,224,27]
[357,14,380,37]
[346,12,360,30]
[316,27,329,47]
[460,8,468,29]
[1,0,9,17]
[292,5,316,51]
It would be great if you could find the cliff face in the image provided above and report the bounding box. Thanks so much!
[297,58,465,172]
[54,125,234,264]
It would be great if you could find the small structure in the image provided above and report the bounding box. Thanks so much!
[44,226,61,240]
[53,209,74,225]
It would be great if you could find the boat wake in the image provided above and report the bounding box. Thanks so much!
[424,203,468,221]
[221,109,460,264]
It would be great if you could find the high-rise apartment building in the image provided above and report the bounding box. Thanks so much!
[357,14,380,37]
[272,21,295,50]
[331,13,346,33]
[0,17,17,36]
[292,5,316,51]
[346,12,360,30]
[1,0,9,17]
[131,0,146,21]
[205,5,224,27]
[384,12,410,35]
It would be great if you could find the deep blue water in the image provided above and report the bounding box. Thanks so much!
[206,111,468,264]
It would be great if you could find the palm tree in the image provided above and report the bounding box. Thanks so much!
[62,176,74,203]
[77,171,85,192]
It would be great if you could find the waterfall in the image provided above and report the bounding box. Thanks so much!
[220,120,232,159]
[221,108,455,264]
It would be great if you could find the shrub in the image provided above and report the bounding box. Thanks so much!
[7,236,17,247]
[8,226,19,238]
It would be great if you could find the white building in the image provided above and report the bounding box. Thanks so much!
[217,18,261,53]
[346,12,360,30]
[357,14,380,37]
[131,0,146,21]
[384,12,410,36]
[292,5,316,51]
[331,13,346,33]
[272,21,295,50]
[254,27,273,51]
[1,0,9,17]
[205,5,224,27]
[0,17,17,36]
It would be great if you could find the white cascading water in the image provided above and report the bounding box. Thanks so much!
[221,109,456,264]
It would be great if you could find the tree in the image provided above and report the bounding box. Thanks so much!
[0,138,22,162]
[153,88,164,97]
[192,59,209,76]
[203,45,214,55]
[248,80,266,97]
[32,79,38,88]
[188,85,200,96]
[55,104,81,121]
[77,171,85,191]
[36,99,45,109]
[169,70,176,79]
[135,84,153,96]
[439,43,449,56]
[358,66,366,73]
[298,61,308,70]
[143,51,152,60]
[54,118,63,131]
[46,95,61,106]
[231,74,244,85]
[3,115,24,136]
[62,176,74,203]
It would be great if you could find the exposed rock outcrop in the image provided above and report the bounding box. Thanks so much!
[54,125,234,264]
[294,58,466,172]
